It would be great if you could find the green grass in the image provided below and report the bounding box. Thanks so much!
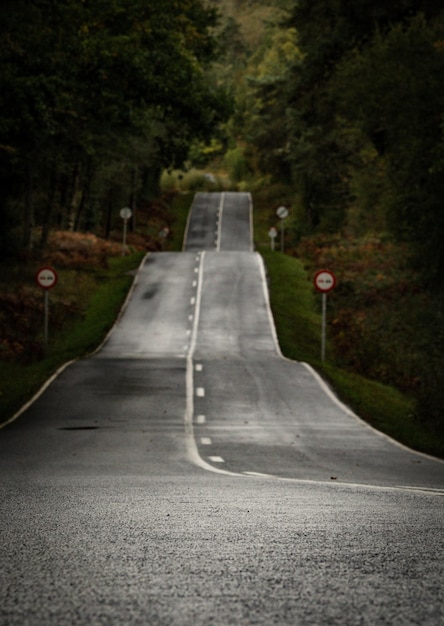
[259,247,444,458]
[0,252,145,426]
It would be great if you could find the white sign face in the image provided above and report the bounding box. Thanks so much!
[36,267,58,290]
[268,227,277,239]
[120,207,132,220]
[276,206,289,219]
[314,270,336,293]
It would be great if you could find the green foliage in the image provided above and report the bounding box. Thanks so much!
[293,231,444,438]
[223,146,251,183]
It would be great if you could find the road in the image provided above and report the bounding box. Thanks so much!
[0,191,443,625]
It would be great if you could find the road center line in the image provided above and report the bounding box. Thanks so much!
[183,251,237,477]
[215,192,225,252]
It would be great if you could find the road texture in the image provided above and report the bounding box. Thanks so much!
[0,191,443,625]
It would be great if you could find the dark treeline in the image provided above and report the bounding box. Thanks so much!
[0,0,230,256]
[212,0,444,433]
[227,0,444,291]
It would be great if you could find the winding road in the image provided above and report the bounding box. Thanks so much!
[1,191,443,625]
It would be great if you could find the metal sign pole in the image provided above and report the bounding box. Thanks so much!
[120,207,132,256]
[35,266,58,348]
[44,290,49,347]
[313,269,336,365]
[321,293,327,363]
[276,207,289,254]
[122,218,128,256]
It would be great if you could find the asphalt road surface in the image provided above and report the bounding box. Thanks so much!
[1,191,443,625]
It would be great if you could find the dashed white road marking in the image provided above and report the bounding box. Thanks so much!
[196,387,205,397]
[192,280,197,287]
[195,363,203,372]
[190,297,196,306]
[201,437,212,445]
[209,456,225,463]
[196,415,206,424]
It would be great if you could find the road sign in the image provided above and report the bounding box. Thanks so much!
[314,270,336,293]
[276,206,288,219]
[35,267,58,290]
[120,207,133,255]
[313,270,336,363]
[35,267,58,346]
[120,207,132,220]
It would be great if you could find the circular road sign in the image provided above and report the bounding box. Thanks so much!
[120,207,132,220]
[268,227,278,239]
[36,266,58,290]
[314,270,336,293]
[276,206,289,219]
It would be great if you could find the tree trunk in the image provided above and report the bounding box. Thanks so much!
[74,164,92,232]
[39,168,58,249]
[139,165,161,202]
[22,161,34,250]
[129,168,137,232]
[105,188,113,240]
[68,162,81,231]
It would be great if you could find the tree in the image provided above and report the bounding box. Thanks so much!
[0,0,229,254]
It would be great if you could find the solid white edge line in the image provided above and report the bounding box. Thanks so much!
[182,192,200,251]
[247,192,254,252]
[256,252,284,358]
[256,251,444,466]
[215,192,225,252]
[1,252,150,430]
[300,361,444,465]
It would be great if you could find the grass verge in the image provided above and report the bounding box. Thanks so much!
[0,252,145,426]
[260,247,444,458]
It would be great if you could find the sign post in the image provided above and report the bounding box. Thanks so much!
[35,266,58,347]
[268,227,277,251]
[276,206,289,253]
[120,207,132,255]
[314,270,337,363]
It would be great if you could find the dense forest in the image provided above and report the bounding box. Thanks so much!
[1,0,443,438]
[212,0,444,288]
[0,0,230,253]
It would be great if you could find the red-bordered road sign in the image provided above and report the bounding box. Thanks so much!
[36,266,58,290]
[314,269,336,293]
